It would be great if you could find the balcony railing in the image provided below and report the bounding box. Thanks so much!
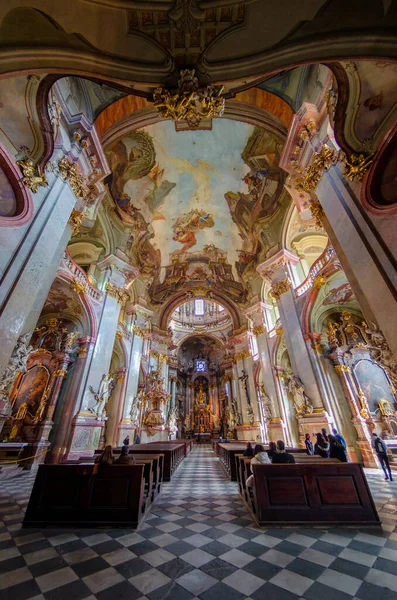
[62,250,103,302]
[295,245,335,297]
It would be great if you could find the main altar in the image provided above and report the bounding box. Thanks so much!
[192,383,212,433]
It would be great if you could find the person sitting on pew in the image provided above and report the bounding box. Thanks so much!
[267,441,277,460]
[272,440,296,464]
[115,445,134,465]
[305,433,314,455]
[246,444,271,487]
[314,432,330,458]
[328,434,348,463]
[95,445,114,465]
[243,442,254,457]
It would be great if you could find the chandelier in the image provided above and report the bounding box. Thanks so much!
[153,69,225,127]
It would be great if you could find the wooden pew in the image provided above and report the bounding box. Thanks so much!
[124,443,185,481]
[23,463,146,528]
[250,462,380,526]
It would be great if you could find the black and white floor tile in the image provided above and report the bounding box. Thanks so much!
[0,447,397,600]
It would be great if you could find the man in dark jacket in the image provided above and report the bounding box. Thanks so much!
[272,440,295,464]
[372,433,393,481]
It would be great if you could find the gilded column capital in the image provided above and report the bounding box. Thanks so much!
[68,209,84,236]
[253,324,266,336]
[132,325,147,338]
[270,278,291,301]
[58,156,90,200]
[233,349,251,363]
[105,282,128,305]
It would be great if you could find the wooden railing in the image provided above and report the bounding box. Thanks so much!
[295,245,335,297]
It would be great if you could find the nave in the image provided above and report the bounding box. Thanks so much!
[0,448,397,600]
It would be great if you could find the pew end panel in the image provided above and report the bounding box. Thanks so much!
[251,463,380,527]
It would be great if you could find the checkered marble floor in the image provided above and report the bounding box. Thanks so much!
[0,448,397,600]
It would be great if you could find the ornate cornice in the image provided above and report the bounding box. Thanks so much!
[105,282,128,305]
[149,349,169,364]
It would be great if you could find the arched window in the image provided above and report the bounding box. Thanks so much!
[194,298,205,316]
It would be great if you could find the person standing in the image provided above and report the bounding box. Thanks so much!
[123,435,130,446]
[305,433,314,455]
[332,428,347,449]
[328,435,348,462]
[372,433,393,481]
[272,440,296,464]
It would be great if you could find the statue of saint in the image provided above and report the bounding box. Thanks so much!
[286,372,313,418]
[196,383,207,405]
[129,393,142,425]
[89,373,114,420]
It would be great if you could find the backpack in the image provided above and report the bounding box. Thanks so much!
[374,437,386,455]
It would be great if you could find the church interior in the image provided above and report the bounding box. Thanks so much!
[0,1,397,599]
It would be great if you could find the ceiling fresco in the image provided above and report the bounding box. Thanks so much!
[105,119,285,304]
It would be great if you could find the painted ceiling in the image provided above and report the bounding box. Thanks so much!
[105,119,285,303]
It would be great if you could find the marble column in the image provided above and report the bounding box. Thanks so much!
[49,337,95,462]
[67,254,138,458]
[317,165,397,356]
[0,178,76,376]
[258,250,332,443]
[245,301,286,442]
[117,310,148,444]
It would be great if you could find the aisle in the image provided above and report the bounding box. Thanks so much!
[0,447,396,599]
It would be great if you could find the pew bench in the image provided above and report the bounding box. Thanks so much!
[247,462,380,527]
[23,463,147,528]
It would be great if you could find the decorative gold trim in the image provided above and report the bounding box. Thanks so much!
[58,156,90,199]
[132,325,146,337]
[68,209,84,236]
[312,342,324,355]
[253,324,266,336]
[105,282,128,305]
[334,364,351,374]
[297,145,336,192]
[275,326,284,336]
[53,369,67,377]
[17,159,48,193]
[77,347,88,358]
[270,278,291,301]
[70,279,85,295]
[153,69,225,127]
[149,349,169,364]
[343,152,374,182]
[313,275,327,289]
[116,330,124,339]
[233,349,251,363]
[309,200,325,228]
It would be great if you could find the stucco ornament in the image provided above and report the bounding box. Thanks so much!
[0,332,33,411]
[364,322,397,385]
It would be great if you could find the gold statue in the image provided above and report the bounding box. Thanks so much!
[196,383,207,405]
